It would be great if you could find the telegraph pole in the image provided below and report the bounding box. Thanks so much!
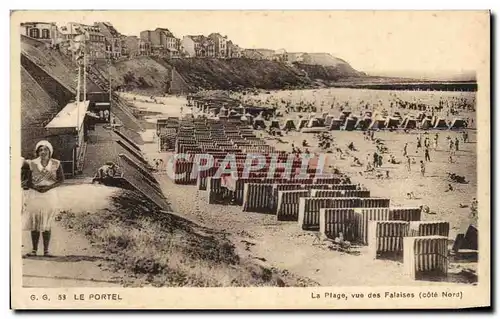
[83,40,87,101]
[76,57,81,103]
[108,55,112,124]
[70,23,74,61]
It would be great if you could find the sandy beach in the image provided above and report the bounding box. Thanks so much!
[120,88,478,286]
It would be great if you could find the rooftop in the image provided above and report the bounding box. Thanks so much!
[96,22,121,37]
[155,28,175,37]
[208,33,228,39]
[45,100,90,130]
[188,35,215,45]
[21,22,56,26]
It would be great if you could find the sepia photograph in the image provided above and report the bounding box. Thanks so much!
[10,10,490,309]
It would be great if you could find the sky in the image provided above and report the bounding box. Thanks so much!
[14,10,488,78]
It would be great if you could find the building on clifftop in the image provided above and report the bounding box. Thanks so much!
[94,22,123,59]
[20,22,60,47]
[273,48,288,62]
[241,48,275,60]
[58,22,106,61]
[286,52,306,63]
[208,33,229,58]
[227,40,242,58]
[140,28,180,58]
[181,35,216,58]
[241,49,265,60]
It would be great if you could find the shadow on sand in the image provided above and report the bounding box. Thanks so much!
[416,268,478,285]
[22,254,113,263]
[374,253,477,285]
[22,274,121,284]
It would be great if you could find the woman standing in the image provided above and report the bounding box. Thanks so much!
[22,140,64,257]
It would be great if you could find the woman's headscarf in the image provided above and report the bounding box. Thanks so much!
[35,140,53,158]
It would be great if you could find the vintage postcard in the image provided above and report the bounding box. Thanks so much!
[10,10,490,309]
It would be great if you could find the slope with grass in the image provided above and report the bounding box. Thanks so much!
[166,58,312,91]
[56,188,309,287]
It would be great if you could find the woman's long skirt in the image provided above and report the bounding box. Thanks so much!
[22,188,60,232]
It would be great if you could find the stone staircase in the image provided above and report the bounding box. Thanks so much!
[86,66,110,92]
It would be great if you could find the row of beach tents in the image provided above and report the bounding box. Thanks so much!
[252,112,468,132]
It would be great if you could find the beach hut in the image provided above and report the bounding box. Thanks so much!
[237,104,246,114]
[209,108,218,117]
[449,118,467,130]
[253,115,266,130]
[400,117,408,128]
[243,112,254,125]
[229,109,240,116]
[434,118,448,129]
[240,115,251,124]
[270,119,280,129]
[307,117,325,128]
[343,117,358,131]
[218,105,228,117]
[328,119,343,131]
[298,118,309,130]
[281,118,297,131]
[456,224,478,252]
[385,117,401,129]
[420,118,432,130]
[325,115,335,127]
[368,118,387,130]
[430,116,438,127]
[355,117,372,131]
[401,117,417,129]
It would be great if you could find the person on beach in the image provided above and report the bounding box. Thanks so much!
[463,131,469,143]
[403,143,408,157]
[22,140,65,257]
[420,160,426,177]
[92,161,120,184]
[448,137,454,152]
[448,149,455,163]
[424,147,431,162]
[406,156,411,172]
[470,198,478,219]
[373,152,379,168]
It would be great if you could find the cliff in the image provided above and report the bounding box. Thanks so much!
[292,61,365,84]
[101,56,364,94]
